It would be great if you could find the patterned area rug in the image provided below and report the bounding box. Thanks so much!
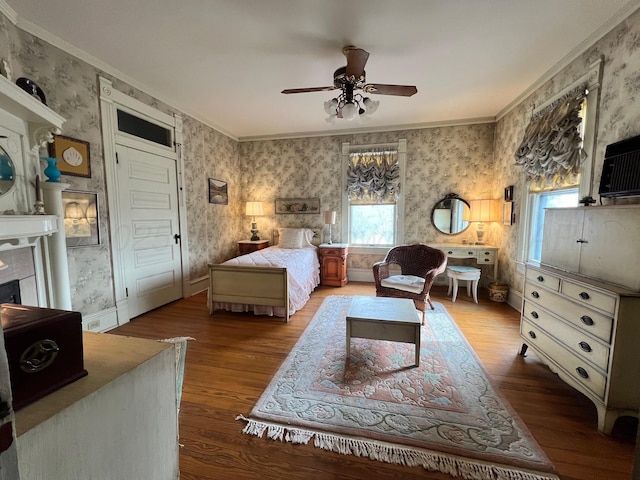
[238,296,558,480]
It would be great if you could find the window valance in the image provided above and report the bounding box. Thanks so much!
[515,86,587,188]
[346,149,399,203]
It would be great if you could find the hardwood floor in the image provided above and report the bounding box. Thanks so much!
[111,283,637,480]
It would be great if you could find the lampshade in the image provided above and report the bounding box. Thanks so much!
[65,201,85,220]
[467,199,500,223]
[245,201,264,217]
[324,211,337,225]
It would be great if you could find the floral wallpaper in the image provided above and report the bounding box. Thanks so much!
[240,124,496,272]
[493,7,640,295]
[1,4,639,319]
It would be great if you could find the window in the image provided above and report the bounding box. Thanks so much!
[518,60,602,267]
[526,188,579,263]
[341,140,406,249]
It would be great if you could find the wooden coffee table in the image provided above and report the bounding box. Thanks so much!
[346,296,421,367]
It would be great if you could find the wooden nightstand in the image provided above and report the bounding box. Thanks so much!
[318,243,348,287]
[238,240,269,255]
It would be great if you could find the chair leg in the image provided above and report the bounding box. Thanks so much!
[427,298,435,310]
[472,279,479,303]
[421,309,426,325]
[447,277,452,296]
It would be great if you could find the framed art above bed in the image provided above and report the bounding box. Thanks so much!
[275,198,320,214]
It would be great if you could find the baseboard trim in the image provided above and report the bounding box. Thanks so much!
[185,275,208,297]
[507,289,522,311]
[83,307,119,332]
[348,268,374,283]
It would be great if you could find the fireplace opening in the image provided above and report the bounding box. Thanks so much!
[0,280,21,305]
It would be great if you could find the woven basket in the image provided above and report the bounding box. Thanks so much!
[488,283,509,302]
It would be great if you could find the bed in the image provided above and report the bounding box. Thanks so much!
[208,227,322,322]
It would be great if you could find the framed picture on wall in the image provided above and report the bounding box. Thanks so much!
[503,202,514,225]
[275,198,320,214]
[61,190,100,247]
[208,178,228,204]
[49,135,91,178]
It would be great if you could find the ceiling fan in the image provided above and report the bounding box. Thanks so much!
[281,46,417,121]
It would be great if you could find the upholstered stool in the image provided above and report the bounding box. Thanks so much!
[446,266,481,303]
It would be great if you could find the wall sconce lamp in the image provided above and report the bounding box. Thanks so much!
[245,201,264,241]
[324,210,337,244]
[467,199,499,245]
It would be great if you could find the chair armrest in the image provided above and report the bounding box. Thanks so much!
[372,261,390,284]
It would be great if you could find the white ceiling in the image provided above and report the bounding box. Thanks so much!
[5,0,639,140]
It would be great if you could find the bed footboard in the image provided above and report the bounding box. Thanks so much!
[208,264,290,322]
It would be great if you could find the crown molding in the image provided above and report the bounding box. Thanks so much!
[1,0,238,142]
[0,0,17,25]
[237,116,496,143]
[496,0,640,121]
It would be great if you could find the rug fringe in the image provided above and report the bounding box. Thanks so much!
[235,415,558,480]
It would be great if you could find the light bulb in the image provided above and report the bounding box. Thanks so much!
[363,97,379,114]
[323,98,338,114]
[341,102,358,121]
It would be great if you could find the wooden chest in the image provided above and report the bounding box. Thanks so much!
[0,304,87,411]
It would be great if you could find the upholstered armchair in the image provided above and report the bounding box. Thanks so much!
[372,244,448,323]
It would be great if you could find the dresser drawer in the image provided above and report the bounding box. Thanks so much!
[524,283,613,343]
[522,301,610,371]
[477,249,496,264]
[521,319,606,399]
[443,247,475,258]
[526,268,560,292]
[560,280,616,314]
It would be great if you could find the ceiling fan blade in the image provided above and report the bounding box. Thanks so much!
[281,86,337,94]
[363,84,418,97]
[344,47,369,79]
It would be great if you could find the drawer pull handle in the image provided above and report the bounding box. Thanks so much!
[468,251,474,255]
[531,311,539,319]
[531,291,540,299]
[537,275,544,282]
[447,251,453,254]
[484,259,490,262]
[576,367,589,379]
[579,341,592,353]
[484,251,490,255]
[581,315,594,326]
[579,291,590,300]
[528,331,537,339]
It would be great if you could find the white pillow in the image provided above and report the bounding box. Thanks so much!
[302,228,316,246]
[278,228,304,249]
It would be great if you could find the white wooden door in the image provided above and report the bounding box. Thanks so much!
[116,143,182,319]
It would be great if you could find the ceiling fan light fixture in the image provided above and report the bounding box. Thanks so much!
[341,102,358,121]
[324,98,338,114]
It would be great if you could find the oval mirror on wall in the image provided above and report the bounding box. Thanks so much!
[431,193,470,235]
[0,144,15,197]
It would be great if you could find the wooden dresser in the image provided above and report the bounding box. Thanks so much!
[520,205,640,434]
[238,239,269,255]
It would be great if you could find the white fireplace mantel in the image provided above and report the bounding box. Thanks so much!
[0,215,58,248]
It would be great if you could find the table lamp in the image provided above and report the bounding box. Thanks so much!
[245,201,264,241]
[324,210,337,244]
[467,199,499,245]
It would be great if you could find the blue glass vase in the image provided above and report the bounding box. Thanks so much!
[42,157,61,182]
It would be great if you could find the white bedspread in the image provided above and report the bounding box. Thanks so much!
[213,246,320,317]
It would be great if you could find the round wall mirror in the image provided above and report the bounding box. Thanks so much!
[431,193,470,235]
[0,145,15,197]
